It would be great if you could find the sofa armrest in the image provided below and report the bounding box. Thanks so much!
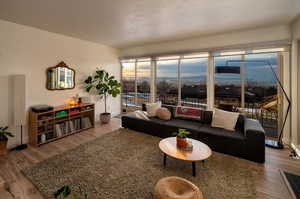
[244,118,265,163]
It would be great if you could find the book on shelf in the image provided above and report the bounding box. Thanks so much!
[81,117,92,129]
[68,120,75,132]
[55,124,62,137]
[73,118,81,130]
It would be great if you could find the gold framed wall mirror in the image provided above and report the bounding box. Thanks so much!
[46,61,75,90]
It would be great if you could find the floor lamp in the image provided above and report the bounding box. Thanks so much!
[11,75,28,151]
[224,60,291,149]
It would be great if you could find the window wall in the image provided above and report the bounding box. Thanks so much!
[137,61,151,106]
[120,48,286,138]
[156,58,179,105]
[214,55,242,111]
[181,57,208,107]
[244,53,279,138]
[121,61,136,111]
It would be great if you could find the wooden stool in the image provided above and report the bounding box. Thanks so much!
[154,176,203,199]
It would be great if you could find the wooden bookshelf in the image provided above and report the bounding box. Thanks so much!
[29,103,95,147]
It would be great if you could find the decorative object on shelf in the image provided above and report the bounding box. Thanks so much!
[68,98,77,106]
[80,97,91,104]
[225,60,291,149]
[84,69,121,124]
[173,129,191,148]
[0,126,14,155]
[46,61,75,90]
[31,105,54,113]
[78,97,82,104]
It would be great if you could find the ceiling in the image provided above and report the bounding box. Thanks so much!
[0,0,300,48]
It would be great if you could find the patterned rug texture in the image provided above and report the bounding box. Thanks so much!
[22,128,256,199]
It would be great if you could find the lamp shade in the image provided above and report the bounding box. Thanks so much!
[12,75,26,126]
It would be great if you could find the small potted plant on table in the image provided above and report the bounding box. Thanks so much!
[84,69,121,124]
[173,129,190,148]
[0,126,14,155]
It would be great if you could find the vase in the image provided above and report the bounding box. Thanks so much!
[100,113,111,124]
[176,137,188,148]
[0,141,7,156]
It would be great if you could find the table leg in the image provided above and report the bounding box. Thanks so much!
[163,153,167,166]
[192,162,196,176]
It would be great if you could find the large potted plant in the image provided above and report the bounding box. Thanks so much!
[173,129,190,148]
[0,126,14,155]
[84,69,121,124]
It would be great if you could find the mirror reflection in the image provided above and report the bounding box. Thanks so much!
[47,62,75,90]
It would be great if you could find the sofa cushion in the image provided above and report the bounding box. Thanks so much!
[202,110,213,124]
[156,107,171,120]
[146,101,162,117]
[164,119,203,132]
[133,110,150,120]
[211,109,239,131]
[199,124,245,140]
[235,114,246,131]
[174,106,203,121]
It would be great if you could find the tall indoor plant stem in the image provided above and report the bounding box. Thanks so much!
[104,93,107,113]
[84,69,121,124]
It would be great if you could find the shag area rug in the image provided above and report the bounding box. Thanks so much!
[22,128,256,199]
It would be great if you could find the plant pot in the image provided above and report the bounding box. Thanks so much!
[0,140,7,156]
[100,113,111,124]
[176,137,188,148]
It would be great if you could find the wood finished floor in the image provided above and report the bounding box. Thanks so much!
[0,118,299,199]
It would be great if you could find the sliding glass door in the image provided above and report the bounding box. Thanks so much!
[121,49,283,138]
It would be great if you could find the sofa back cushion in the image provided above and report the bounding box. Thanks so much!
[156,107,172,120]
[202,110,245,131]
[235,114,246,131]
[145,101,162,117]
[211,109,239,131]
[202,110,213,124]
[174,106,203,121]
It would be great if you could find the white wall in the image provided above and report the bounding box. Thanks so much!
[120,25,291,57]
[291,17,300,153]
[0,19,121,147]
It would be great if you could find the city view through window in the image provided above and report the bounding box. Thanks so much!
[121,51,281,138]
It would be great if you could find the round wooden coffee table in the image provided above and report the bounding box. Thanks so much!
[159,137,212,176]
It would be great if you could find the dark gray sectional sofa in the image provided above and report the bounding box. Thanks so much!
[121,105,265,163]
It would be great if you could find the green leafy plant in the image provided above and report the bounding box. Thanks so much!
[84,69,121,113]
[173,128,191,138]
[54,185,87,199]
[0,126,14,142]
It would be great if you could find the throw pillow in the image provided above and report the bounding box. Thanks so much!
[134,110,150,120]
[156,107,171,120]
[174,106,203,120]
[211,108,239,131]
[146,101,162,117]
